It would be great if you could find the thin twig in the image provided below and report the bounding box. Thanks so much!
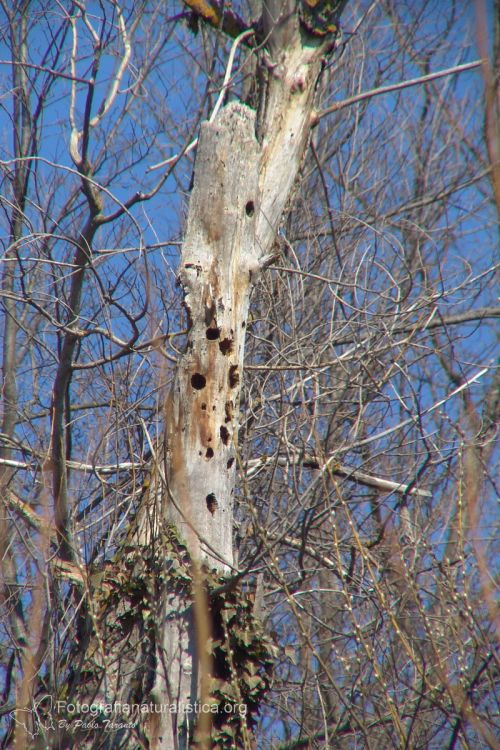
[148,28,254,171]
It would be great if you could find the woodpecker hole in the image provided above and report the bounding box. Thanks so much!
[219,338,233,355]
[201,403,207,410]
[206,447,214,459]
[245,200,255,217]
[229,365,239,388]
[206,493,218,515]
[191,372,206,390]
[220,425,230,445]
[206,326,221,340]
[227,457,235,469]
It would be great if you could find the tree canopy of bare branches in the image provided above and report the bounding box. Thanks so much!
[0,1,498,749]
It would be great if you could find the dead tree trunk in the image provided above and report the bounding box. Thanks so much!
[63,5,344,750]
[164,103,260,570]
[162,2,338,567]
[152,102,260,749]
[152,8,338,743]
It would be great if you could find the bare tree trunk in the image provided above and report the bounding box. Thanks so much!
[162,103,260,569]
[59,6,340,747]
[150,8,337,747]
[153,101,260,748]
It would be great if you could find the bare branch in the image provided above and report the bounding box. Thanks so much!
[317,60,483,121]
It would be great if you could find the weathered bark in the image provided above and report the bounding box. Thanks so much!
[256,22,326,253]
[152,16,333,746]
[164,103,260,570]
[153,103,260,749]
[62,8,339,750]
[160,16,331,572]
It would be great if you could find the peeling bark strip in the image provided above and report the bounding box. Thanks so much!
[164,103,260,570]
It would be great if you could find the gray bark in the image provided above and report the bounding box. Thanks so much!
[153,104,260,748]
[152,21,331,749]
[163,103,260,570]
[65,13,336,750]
